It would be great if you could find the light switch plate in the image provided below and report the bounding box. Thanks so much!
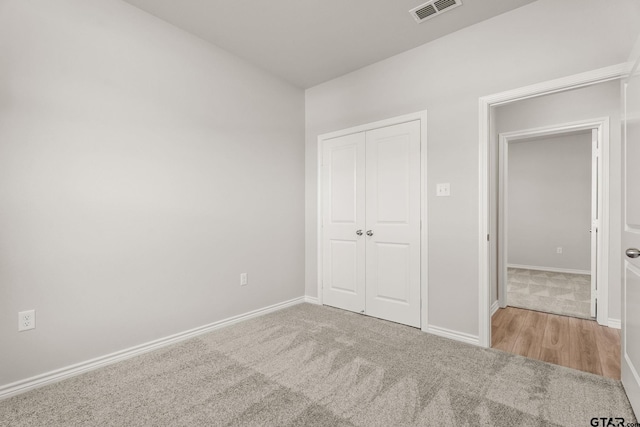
[436,183,450,197]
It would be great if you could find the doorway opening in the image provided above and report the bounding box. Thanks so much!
[489,120,620,379]
[478,70,627,378]
[478,65,628,351]
[497,122,607,322]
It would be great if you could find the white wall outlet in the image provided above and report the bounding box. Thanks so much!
[240,273,248,286]
[436,183,450,197]
[18,310,35,332]
[556,247,563,254]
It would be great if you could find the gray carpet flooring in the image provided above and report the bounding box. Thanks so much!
[508,268,592,319]
[0,303,635,426]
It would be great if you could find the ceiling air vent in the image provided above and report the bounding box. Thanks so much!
[410,0,462,23]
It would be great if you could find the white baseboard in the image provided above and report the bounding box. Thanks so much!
[608,318,621,329]
[0,296,307,401]
[426,325,480,346]
[304,296,320,305]
[490,300,500,316]
[507,264,590,276]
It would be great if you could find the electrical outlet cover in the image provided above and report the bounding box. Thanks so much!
[18,309,35,332]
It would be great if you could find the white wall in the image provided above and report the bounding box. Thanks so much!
[0,0,304,387]
[305,0,639,336]
[494,80,622,320]
[507,133,592,272]
[631,34,640,62]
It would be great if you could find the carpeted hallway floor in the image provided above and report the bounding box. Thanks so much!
[507,268,592,319]
[0,303,635,426]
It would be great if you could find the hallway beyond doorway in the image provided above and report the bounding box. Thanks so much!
[507,267,591,319]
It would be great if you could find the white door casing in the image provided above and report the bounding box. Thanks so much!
[621,57,640,415]
[321,132,366,313]
[365,121,422,328]
[590,128,598,318]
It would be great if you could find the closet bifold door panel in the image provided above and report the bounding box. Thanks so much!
[365,121,421,328]
[321,132,366,313]
[321,119,421,328]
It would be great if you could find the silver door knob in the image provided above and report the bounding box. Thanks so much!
[356,229,363,236]
[626,248,640,258]
[366,230,373,236]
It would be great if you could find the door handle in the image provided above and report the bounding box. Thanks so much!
[356,229,363,236]
[366,230,373,236]
[626,248,640,259]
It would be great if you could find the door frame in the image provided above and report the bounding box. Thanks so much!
[496,118,610,326]
[317,110,428,330]
[478,63,630,347]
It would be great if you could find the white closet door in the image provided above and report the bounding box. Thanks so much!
[322,132,366,313]
[365,121,421,327]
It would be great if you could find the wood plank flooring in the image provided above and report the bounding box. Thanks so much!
[491,306,621,379]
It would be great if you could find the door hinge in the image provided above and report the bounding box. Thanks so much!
[487,234,490,242]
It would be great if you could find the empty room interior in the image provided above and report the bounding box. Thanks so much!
[1,0,640,425]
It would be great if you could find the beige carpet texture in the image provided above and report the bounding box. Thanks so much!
[0,303,635,426]
[507,268,592,320]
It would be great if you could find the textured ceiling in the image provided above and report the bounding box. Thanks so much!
[123,0,538,88]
